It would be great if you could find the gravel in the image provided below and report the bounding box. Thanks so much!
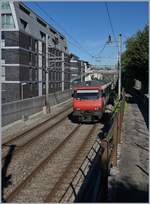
[9,125,94,202]
[3,117,78,199]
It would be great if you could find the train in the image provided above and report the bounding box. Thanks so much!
[72,80,112,122]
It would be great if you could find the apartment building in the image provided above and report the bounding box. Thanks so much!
[70,54,81,84]
[1,0,70,103]
[70,54,90,87]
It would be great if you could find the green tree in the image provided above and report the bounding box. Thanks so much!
[122,25,148,93]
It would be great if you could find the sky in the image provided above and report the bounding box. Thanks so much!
[25,1,148,66]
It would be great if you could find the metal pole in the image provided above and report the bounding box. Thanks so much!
[0,0,2,129]
[45,34,49,112]
[118,33,122,99]
[81,62,83,82]
[21,84,23,100]
[62,52,64,92]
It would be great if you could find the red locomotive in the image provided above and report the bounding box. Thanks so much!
[72,80,112,122]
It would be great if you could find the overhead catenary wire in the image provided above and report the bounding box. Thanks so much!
[91,2,119,66]
[95,42,107,58]
[34,2,94,58]
[93,3,118,61]
[2,2,93,60]
[105,2,118,46]
[3,2,120,67]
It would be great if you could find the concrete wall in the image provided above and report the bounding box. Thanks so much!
[133,88,148,113]
[2,89,72,127]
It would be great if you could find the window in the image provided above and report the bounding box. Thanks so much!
[20,18,28,30]
[1,1,11,11]
[35,54,38,66]
[74,90,101,100]
[29,68,32,81]
[30,83,33,91]
[2,32,5,39]
[35,40,38,52]
[60,35,64,40]
[2,66,5,79]
[43,83,46,89]
[35,69,38,81]
[19,4,30,15]
[52,37,59,45]
[29,37,32,49]
[37,18,46,27]
[40,31,46,41]
[1,14,15,29]
[49,28,56,34]
[1,39,5,47]
[29,53,32,65]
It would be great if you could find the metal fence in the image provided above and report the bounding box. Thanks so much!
[98,96,125,201]
[57,96,126,202]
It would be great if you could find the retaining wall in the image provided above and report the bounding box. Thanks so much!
[133,88,148,112]
[2,89,72,127]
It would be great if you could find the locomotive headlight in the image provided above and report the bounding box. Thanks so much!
[94,107,99,110]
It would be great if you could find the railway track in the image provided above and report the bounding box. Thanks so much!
[3,117,79,201]
[45,124,100,203]
[2,105,72,160]
[5,124,82,202]
[3,104,72,146]
[5,123,101,202]
[2,102,113,202]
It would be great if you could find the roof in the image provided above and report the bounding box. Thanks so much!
[12,2,68,53]
[75,80,110,86]
[74,86,103,91]
[73,80,112,90]
[18,2,66,38]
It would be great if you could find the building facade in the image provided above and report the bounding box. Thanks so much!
[1,1,70,103]
[70,54,81,85]
[70,54,90,86]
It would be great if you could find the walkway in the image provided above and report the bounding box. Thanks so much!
[108,91,149,202]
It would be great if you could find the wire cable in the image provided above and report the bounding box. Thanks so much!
[105,2,118,47]
[95,42,107,57]
[34,2,94,58]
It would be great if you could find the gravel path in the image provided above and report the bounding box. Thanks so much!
[108,93,149,202]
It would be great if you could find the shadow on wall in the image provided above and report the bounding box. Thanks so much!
[108,178,149,202]
[126,89,149,129]
[2,145,16,202]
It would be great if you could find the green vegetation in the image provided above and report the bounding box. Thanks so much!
[121,25,148,93]
[111,98,120,117]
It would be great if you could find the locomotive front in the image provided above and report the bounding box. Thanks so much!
[72,86,103,122]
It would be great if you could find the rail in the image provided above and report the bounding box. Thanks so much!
[4,93,126,202]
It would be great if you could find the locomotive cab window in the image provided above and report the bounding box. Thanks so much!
[74,89,101,100]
